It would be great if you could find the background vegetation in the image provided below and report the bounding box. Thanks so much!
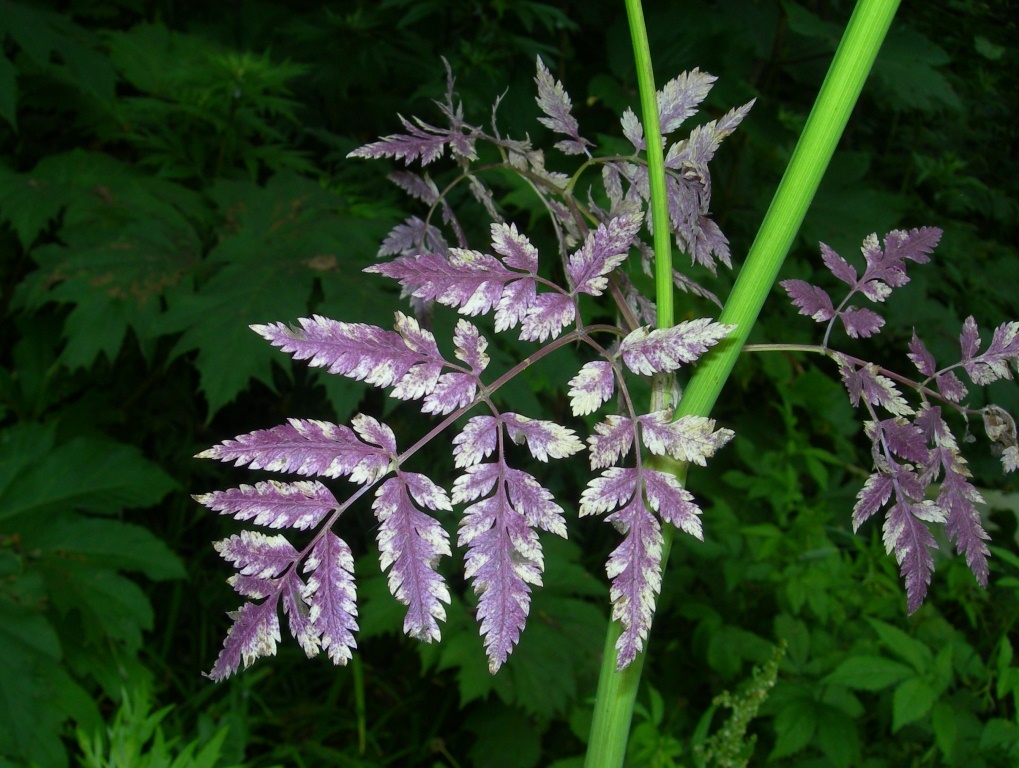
[0,0,1016,766]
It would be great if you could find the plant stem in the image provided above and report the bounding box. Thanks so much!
[584,1,669,765]
[585,0,900,764]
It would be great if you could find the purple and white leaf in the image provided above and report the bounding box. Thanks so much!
[588,415,635,470]
[907,332,937,377]
[489,221,538,272]
[883,497,943,613]
[373,474,452,642]
[781,279,835,323]
[838,360,914,417]
[347,113,476,166]
[195,418,393,483]
[641,469,703,538]
[963,319,1019,385]
[453,416,499,469]
[619,319,735,376]
[840,306,885,339]
[657,69,716,136]
[534,56,592,156]
[519,292,576,342]
[502,413,584,462]
[194,480,337,531]
[206,598,282,681]
[580,468,664,669]
[252,314,443,397]
[453,319,490,374]
[422,373,477,415]
[568,360,616,416]
[378,216,449,259]
[936,372,968,403]
[214,530,298,578]
[281,570,321,658]
[820,242,858,286]
[621,108,644,151]
[567,213,643,297]
[302,531,359,665]
[638,411,734,466]
[453,461,548,673]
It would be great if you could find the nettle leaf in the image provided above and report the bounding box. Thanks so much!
[196,416,394,484]
[214,530,297,579]
[303,531,359,665]
[566,213,642,297]
[533,56,591,156]
[619,319,735,376]
[568,361,616,416]
[194,479,337,531]
[453,460,566,672]
[373,473,451,643]
[252,312,444,398]
[501,413,584,462]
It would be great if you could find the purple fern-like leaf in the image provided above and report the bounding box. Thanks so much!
[619,319,735,376]
[884,496,943,613]
[907,332,937,377]
[453,460,564,672]
[422,372,478,415]
[347,113,477,166]
[214,530,298,578]
[373,473,452,642]
[638,412,734,466]
[194,480,337,531]
[641,469,702,538]
[501,413,584,462]
[781,279,836,322]
[282,570,321,658]
[195,418,394,484]
[917,405,990,586]
[453,319,490,373]
[580,468,663,668]
[658,69,716,136]
[379,216,449,259]
[567,213,643,297]
[519,293,576,342]
[568,361,616,416]
[534,56,592,156]
[588,416,635,470]
[453,416,499,468]
[252,314,444,398]
[961,318,1019,385]
[303,531,359,665]
[841,307,886,339]
[206,598,282,682]
[838,359,914,417]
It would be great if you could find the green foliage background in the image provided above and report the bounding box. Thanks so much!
[0,1,1016,766]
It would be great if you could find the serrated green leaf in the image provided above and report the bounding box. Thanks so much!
[873,25,961,113]
[815,704,861,768]
[769,698,817,760]
[0,54,16,131]
[40,559,153,649]
[0,433,177,522]
[892,677,936,732]
[21,514,184,581]
[865,618,932,672]
[822,655,914,691]
[931,700,958,760]
[0,600,69,768]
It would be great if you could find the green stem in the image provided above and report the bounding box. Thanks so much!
[585,0,900,765]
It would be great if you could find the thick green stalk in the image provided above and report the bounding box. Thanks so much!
[585,0,900,765]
